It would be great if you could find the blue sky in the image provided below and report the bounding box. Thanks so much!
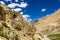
[0,0,60,22]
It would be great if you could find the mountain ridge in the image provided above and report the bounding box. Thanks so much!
[33,8,60,37]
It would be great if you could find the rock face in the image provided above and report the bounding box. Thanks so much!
[33,9,60,40]
[0,3,35,40]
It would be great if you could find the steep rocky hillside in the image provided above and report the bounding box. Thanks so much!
[0,3,35,40]
[33,9,60,40]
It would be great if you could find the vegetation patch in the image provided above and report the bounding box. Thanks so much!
[0,26,7,39]
[0,26,3,31]
[32,38,35,40]
[0,6,3,9]
[37,38,41,40]
[48,34,60,40]
[2,22,9,28]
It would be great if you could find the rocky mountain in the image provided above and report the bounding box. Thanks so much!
[0,3,35,40]
[33,9,60,40]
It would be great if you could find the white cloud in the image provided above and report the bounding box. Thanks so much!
[20,12,24,15]
[0,1,5,4]
[21,13,32,22]
[7,3,19,8]
[18,2,28,8]
[7,2,28,8]
[20,12,32,22]
[12,8,22,12]
[22,15,30,18]
[15,0,18,2]
[41,8,46,12]
[28,18,32,22]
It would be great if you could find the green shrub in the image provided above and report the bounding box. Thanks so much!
[37,38,41,40]
[48,34,60,40]
[0,26,7,39]
[0,26,3,31]
[0,26,3,36]
[0,6,3,9]
[0,32,7,37]
[32,38,35,40]
[2,22,8,28]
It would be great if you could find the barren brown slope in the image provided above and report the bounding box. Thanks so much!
[33,9,60,35]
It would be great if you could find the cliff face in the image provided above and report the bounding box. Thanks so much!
[0,3,35,40]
